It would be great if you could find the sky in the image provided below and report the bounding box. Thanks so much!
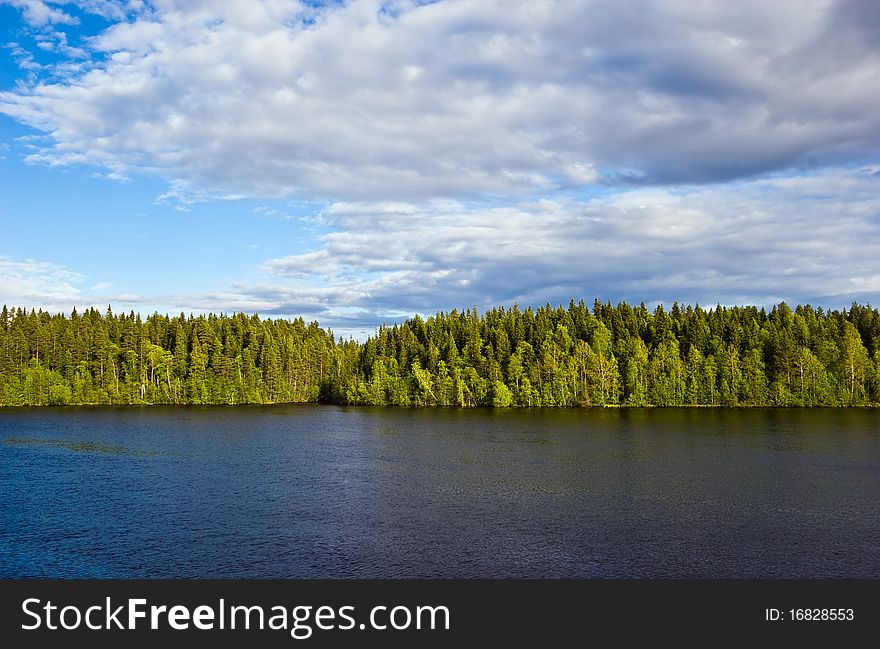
[0,0,879,339]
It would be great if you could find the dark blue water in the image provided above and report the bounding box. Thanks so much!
[1,406,878,578]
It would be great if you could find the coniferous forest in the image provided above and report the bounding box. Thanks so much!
[1,300,879,408]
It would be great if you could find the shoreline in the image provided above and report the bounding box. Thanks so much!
[2,402,878,410]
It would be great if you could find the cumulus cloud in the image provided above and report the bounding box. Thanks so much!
[0,256,85,309]
[0,257,138,315]
[0,0,878,202]
[0,0,77,27]
[9,167,874,338]
[258,167,880,322]
[1,1,879,336]
[0,0,141,27]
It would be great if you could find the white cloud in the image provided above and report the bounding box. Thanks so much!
[257,167,880,321]
[34,29,87,58]
[0,0,143,28]
[2,168,878,337]
[1,2,879,338]
[0,0,877,203]
[0,256,84,309]
[0,0,76,27]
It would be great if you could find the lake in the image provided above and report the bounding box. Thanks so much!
[1,406,878,578]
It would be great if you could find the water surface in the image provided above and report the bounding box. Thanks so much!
[1,406,878,578]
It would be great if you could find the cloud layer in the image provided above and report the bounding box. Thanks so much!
[258,168,880,320]
[1,1,879,334]
[2,0,879,201]
[5,168,877,337]
[0,256,85,309]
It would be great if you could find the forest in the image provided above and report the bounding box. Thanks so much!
[1,300,879,408]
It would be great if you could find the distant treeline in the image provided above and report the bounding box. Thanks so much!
[1,300,879,408]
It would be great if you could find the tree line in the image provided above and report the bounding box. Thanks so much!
[1,300,879,408]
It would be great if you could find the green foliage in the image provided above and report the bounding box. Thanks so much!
[1,300,879,407]
[0,308,336,406]
[491,380,513,407]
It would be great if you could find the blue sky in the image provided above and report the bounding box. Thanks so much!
[1,0,879,338]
